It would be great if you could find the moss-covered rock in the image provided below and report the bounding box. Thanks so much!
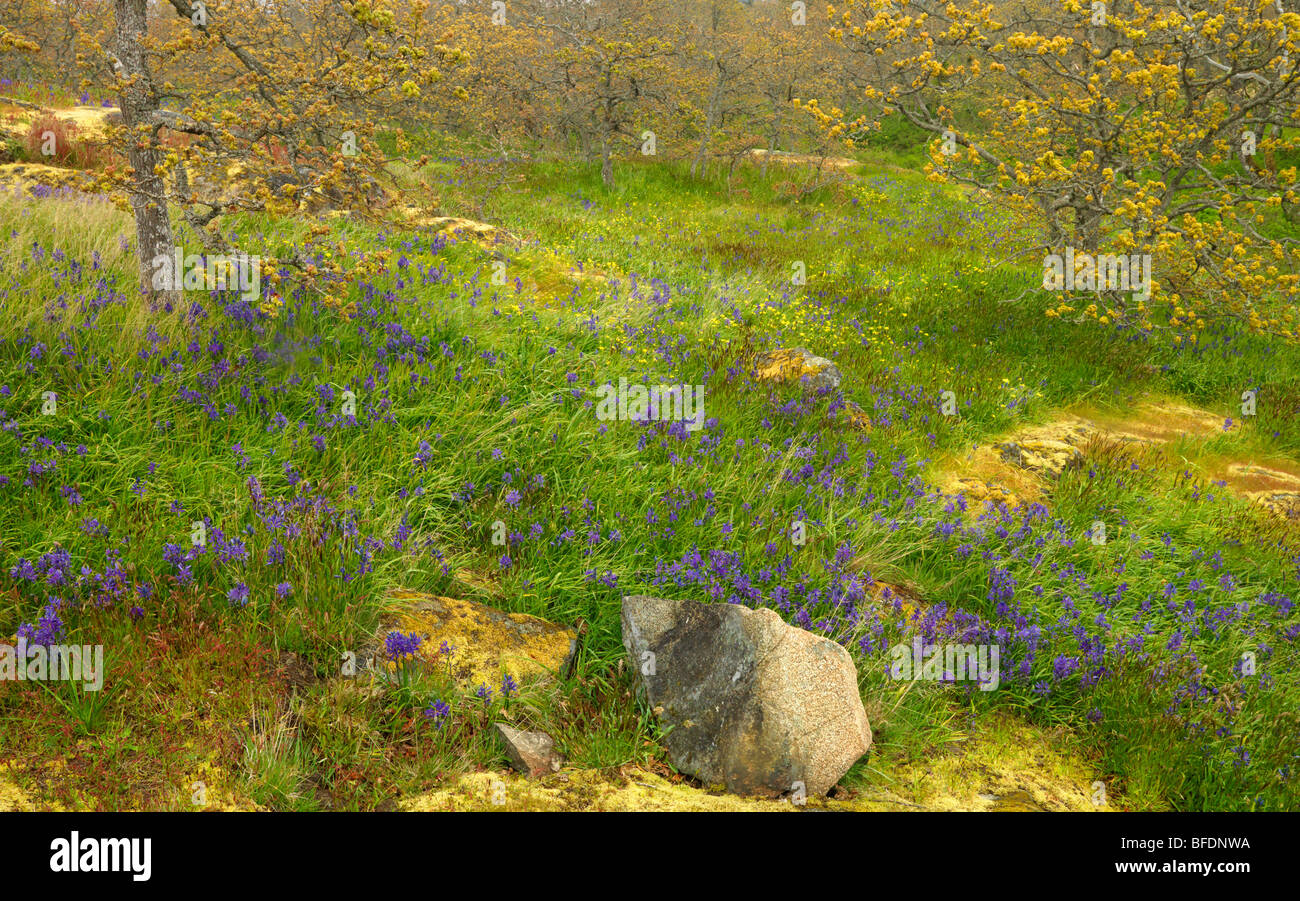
[754,347,842,394]
[1223,462,1300,520]
[360,591,578,691]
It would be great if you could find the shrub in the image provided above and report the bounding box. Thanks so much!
[0,135,26,163]
[22,114,100,168]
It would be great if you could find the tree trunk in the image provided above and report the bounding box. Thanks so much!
[600,119,614,189]
[693,81,721,178]
[764,94,783,179]
[1074,203,1102,253]
[114,0,177,304]
[601,140,614,189]
[599,74,615,189]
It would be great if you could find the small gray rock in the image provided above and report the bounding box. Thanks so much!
[495,723,563,778]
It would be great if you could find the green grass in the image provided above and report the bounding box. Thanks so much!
[0,148,1298,811]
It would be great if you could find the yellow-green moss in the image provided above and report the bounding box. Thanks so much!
[873,711,1106,811]
[0,763,34,811]
[400,768,906,812]
[755,348,831,383]
[377,591,576,689]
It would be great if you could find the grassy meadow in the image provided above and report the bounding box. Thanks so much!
[1,138,1299,812]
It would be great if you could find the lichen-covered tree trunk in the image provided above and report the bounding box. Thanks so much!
[1074,205,1103,254]
[600,125,614,190]
[114,0,176,303]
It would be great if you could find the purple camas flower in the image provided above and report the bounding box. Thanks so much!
[987,567,1017,602]
[1052,655,1080,680]
[385,631,423,660]
[501,673,518,697]
[423,699,451,728]
[227,582,250,606]
[18,599,65,648]
[216,537,248,564]
[274,582,293,599]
